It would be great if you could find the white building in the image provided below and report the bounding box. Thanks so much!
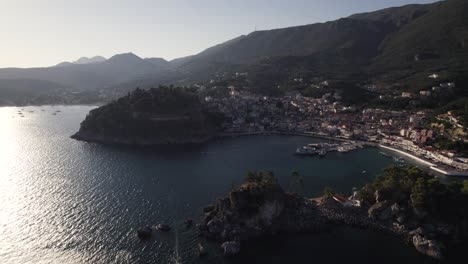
[420,90,431,96]
[402,92,413,98]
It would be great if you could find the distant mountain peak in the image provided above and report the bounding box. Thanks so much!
[144,57,168,63]
[109,52,141,60]
[55,55,106,67]
[143,57,172,70]
[55,61,73,67]
[74,56,106,65]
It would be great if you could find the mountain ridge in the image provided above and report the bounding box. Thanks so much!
[0,52,175,92]
[56,56,107,67]
[171,0,467,96]
[2,0,468,106]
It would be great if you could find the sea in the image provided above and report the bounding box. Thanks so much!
[0,106,440,263]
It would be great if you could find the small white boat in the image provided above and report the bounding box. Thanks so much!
[379,152,391,157]
[319,149,327,157]
[296,146,319,156]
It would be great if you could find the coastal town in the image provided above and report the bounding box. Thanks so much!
[4,0,468,263]
[202,80,468,176]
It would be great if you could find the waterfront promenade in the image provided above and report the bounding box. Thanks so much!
[378,144,468,177]
[378,144,436,167]
[218,130,468,177]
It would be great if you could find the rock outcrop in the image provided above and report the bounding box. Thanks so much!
[198,243,208,257]
[198,179,461,259]
[412,234,443,260]
[198,181,328,255]
[155,224,171,232]
[221,241,241,257]
[136,227,152,240]
[368,201,392,221]
[72,87,222,146]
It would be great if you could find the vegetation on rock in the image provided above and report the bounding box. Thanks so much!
[73,86,224,145]
[323,187,335,199]
[200,168,468,259]
[359,166,468,233]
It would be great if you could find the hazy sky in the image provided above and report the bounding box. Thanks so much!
[0,0,439,68]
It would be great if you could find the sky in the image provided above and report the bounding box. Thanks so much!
[0,0,440,68]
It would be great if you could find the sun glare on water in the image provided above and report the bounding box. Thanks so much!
[0,108,21,257]
[0,107,19,186]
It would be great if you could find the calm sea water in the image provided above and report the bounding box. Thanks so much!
[0,106,437,264]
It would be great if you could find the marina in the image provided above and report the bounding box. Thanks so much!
[296,142,468,177]
[296,141,364,156]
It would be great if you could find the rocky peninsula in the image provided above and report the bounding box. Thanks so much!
[72,86,223,145]
[198,168,468,260]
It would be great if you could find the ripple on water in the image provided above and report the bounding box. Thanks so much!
[0,106,438,264]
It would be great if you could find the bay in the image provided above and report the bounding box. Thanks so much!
[0,106,436,263]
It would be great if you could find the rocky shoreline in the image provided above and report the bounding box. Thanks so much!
[71,131,214,146]
[70,87,222,147]
[71,128,341,147]
[317,199,446,259]
[198,180,454,259]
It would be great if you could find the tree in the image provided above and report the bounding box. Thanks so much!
[323,187,335,199]
[462,180,468,194]
[246,171,258,183]
[361,166,468,225]
[264,171,277,185]
[358,184,375,205]
[410,178,427,209]
[288,170,305,196]
[245,170,277,185]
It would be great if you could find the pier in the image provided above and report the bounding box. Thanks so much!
[217,131,467,177]
[296,141,364,156]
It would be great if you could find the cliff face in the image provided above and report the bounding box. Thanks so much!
[199,181,328,243]
[199,173,468,260]
[72,87,222,145]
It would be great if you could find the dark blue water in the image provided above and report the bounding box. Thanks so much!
[0,106,437,263]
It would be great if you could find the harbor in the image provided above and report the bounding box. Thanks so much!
[295,141,364,156]
[296,141,468,177]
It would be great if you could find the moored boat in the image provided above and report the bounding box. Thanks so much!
[296,146,318,156]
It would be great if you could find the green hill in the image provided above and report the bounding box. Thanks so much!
[72,86,222,145]
[175,0,467,94]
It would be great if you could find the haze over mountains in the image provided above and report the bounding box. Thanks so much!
[0,0,467,105]
[56,56,107,67]
[0,53,174,90]
[179,0,467,84]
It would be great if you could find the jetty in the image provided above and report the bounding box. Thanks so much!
[296,141,364,156]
